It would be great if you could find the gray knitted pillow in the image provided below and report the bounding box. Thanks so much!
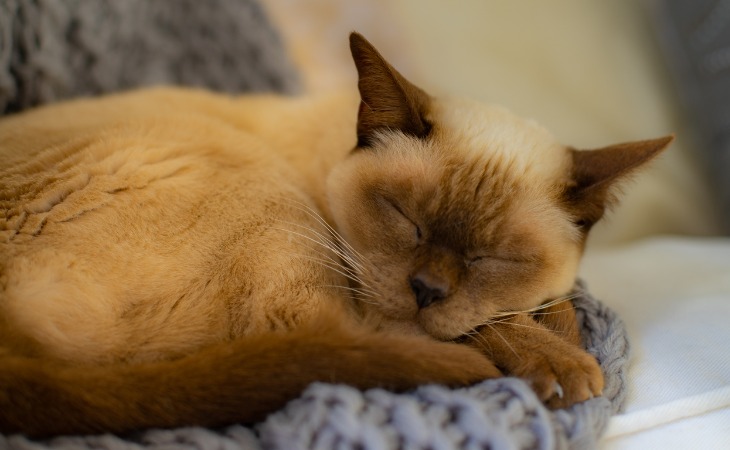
[0,0,299,115]
[1,284,629,450]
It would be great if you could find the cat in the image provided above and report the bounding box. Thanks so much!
[0,33,671,437]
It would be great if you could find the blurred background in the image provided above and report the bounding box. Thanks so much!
[266,0,726,248]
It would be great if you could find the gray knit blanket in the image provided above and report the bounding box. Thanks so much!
[1,287,628,450]
[0,0,299,114]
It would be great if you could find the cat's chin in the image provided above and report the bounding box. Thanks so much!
[418,319,474,341]
[367,311,469,341]
[412,310,481,341]
[360,308,429,336]
[357,292,498,341]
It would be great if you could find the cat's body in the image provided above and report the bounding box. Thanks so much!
[0,34,670,436]
[0,87,361,364]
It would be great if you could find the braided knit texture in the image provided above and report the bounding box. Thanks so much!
[0,0,299,115]
[2,284,630,450]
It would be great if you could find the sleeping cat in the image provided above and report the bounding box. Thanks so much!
[0,33,671,436]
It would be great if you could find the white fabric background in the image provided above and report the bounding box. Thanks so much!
[580,237,730,449]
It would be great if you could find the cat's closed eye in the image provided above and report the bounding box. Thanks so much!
[466,255,485,268]
[379,196,423,244]
[466,253,528,268]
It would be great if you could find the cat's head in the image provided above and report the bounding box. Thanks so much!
[326,33,672,339]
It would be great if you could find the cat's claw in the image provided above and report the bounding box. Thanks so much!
[553,382,564,399]
[514,344,604,409]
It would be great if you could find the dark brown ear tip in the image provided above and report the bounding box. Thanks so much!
[349,32,365,44]
[658,134,675,146]
[649,134,675,155]
[349,32,371,54]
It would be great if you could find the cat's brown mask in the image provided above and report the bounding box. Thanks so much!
[328,33,672,339]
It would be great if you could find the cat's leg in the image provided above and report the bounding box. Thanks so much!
[531,300,581,347]
[470,312,603,409]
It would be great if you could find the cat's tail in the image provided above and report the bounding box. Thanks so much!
[0,313,500,437]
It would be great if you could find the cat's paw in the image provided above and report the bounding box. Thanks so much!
[512,344,604,409]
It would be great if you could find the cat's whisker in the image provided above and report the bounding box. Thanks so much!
[464,319,521,358]
[528,310,567,317]
[484,322,520,360]
[280,198,367,263]
[272,226,350,266]
[287,253,374,291]
[524,296,579,314]
[317,285,379,304]
[278,234,346,269]
[328,246,366,275]
[489,290,584,318]
[273,224,378,294]
[319,284,378,299]
[281,198,362,257]
[491,320,559,333]
[477,305,575,336]
[279,213,362,259]
[273,218,366,272]
[462,334,488,353]
[459,327,481,339]
[282,249,378,294]
[473,314,516,327]
[273,201,375,292]
[273,219,350,260]
[473,313,540,333]
[275,228,344,271]
[461,327,494,355]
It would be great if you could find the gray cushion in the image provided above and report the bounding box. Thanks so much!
[0,0,299,115]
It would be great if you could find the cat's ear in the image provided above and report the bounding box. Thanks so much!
[564,135,674,231]
[349,32,432,148]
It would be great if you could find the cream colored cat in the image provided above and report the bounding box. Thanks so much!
[0,34,671,436]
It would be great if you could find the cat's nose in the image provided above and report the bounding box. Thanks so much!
[410,274,448,309]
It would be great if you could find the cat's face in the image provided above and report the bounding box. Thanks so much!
[327,33,672,340]
[328,98,582,339]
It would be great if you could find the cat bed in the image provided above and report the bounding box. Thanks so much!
[1,284,629,450]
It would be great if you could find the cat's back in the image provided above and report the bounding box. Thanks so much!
[5,89,245,164]
[0,88,348,363]
[0,88,301,245]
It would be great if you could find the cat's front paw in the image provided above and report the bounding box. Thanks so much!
[512,344,604,409]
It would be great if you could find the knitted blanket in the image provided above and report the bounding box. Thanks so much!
[1,286,628,450]
[0,0,299,115]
